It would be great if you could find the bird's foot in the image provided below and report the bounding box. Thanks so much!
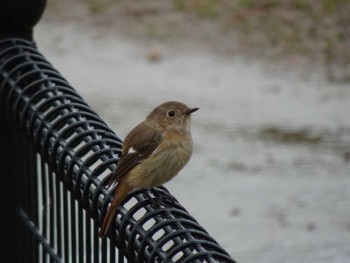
[150,195,176,209]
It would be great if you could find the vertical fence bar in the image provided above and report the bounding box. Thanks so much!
[55,170,62,262]
[62,182,70,263]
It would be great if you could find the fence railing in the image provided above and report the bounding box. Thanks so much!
[0,21,236,263]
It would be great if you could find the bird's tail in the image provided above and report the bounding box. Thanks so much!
[99,181,131,238]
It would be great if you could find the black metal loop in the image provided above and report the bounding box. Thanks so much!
[66,138,116,183]
[82,155,118,218]
[38,107,99,157]
[90,157,118,217]
[47,112,108,171]
[19,83,78,125]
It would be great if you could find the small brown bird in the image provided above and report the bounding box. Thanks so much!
[99,101,198,237]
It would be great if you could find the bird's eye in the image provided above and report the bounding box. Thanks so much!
[167,110,176,118]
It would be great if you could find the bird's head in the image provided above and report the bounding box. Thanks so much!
[146,101,199,131]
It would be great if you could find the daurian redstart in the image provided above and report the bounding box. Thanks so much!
[99,101,198,237]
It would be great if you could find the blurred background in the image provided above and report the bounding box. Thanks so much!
[35,1,350,262]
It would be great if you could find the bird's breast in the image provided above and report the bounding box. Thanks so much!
[127,132,193,188]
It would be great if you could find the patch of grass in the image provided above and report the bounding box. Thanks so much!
[259,127,322,144]
[172,0,350,81]
[87,0,110,14]
[173,0,221,18]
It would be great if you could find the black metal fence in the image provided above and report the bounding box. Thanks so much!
[0,16,236,263]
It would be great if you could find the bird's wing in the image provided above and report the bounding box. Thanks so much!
[106,124,163,186]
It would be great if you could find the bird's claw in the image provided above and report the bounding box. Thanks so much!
[150,195,176,209]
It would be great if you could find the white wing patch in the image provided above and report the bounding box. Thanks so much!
[128,147,137,154]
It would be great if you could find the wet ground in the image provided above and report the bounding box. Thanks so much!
[34,9,350,263]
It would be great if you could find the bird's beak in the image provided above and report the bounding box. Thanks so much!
[185,107,199,115]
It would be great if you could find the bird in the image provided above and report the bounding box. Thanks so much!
[99,101,199,237]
